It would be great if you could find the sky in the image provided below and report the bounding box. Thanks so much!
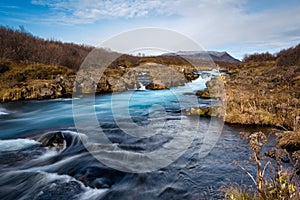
[1,0,300,60]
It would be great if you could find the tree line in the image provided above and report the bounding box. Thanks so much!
[0,25,93,70]
[243,43,300,66]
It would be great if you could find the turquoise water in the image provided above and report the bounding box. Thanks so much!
[0,72,210,139]
[0,73,275,199]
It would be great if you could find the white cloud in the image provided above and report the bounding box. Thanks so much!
[163,0,300,58]
[30,0,300,58]
[31,0,176,23]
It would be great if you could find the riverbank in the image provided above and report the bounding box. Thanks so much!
[0,58,199,102]
[199,60,300,152]
[0,60,75,101]
[193,59,300,152]
[224,61,299,130]
[225,61,299,150]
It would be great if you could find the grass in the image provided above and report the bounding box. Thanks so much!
[0,60,75,87]
[223,185,253,200]
[0,59,75,101]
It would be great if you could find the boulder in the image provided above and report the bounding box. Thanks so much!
[146,82,169,90]
[196,89,211,99]
[187,106,223,117]
[38,131,65,150]
[196,75,225,99]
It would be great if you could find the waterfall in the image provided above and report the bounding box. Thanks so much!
[138,81,146,90]
[133,83,138,90]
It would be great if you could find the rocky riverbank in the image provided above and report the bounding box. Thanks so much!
[223,61,299,130]
[195,60,300,151]
[195,61,299,130]
[0,58,199,102]
[0,61,76,101]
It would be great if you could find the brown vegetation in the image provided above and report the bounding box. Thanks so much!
[225,132,300,200]
[242,43,300,67]
[223,60,300,130]
[0,25,202,72]
[243,52,275,63]
[0,26,93,70]
[277,44,300,67]
[278,131,300,151]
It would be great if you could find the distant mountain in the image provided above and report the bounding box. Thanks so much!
[162,51,240,63]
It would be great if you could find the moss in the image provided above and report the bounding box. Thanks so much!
[0,60,75,101]
[187,106,224,117]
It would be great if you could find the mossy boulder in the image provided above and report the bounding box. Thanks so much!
[187,106,224,117]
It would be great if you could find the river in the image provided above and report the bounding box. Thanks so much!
[0,71,275,199]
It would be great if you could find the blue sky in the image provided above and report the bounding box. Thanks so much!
[1,0,300,59]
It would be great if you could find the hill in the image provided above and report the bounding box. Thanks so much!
[163,51,240,63]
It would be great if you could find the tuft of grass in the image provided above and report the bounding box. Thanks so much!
[223,185,253,200]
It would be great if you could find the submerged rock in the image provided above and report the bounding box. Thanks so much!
[265,148,290,163]
[33,180,83,200]
[38,132,65,151]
